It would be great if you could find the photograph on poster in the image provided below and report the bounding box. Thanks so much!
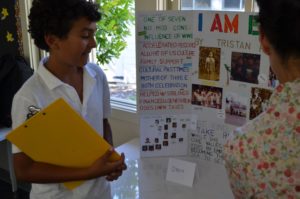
[268,67,280,88]
[224,92,247,126]
[198,47,221,81]
[249,87,273,120]
[149,145,154,151]
[191,84,223,109]
[230,52,261,84]
[164,132,168,139]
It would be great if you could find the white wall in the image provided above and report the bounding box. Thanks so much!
[110,109,139,147]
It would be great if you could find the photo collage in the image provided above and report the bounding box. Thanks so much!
[140,115,192,157]
[193,47,275,125]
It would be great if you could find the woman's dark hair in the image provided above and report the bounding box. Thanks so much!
[28,0,101,51]
[256,0,300,60]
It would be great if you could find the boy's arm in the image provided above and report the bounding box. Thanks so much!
[13,149,125,183]
[103,118,113,146]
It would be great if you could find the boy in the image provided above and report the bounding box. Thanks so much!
[11,0,126,198]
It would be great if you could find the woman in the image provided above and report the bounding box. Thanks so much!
[224,0,300,198]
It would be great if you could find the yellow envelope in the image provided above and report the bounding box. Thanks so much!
[6,98,120,189]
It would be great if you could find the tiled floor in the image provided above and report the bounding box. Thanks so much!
[0,180,29,199]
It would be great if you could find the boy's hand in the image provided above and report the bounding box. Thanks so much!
[88,148,125,179]
[105,153,127,181]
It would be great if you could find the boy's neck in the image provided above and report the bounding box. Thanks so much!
[45,57,84,102]
[45,57,83,82]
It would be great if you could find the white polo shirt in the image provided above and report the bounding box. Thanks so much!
[11,57,112,199]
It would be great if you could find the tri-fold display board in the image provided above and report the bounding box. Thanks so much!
[137,11,275,163]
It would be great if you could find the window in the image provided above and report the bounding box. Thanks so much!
[19,0,41,71]
[253,1,259,12]
[93,23,136,111]
[181,0,245,11]
[91,1,136,111]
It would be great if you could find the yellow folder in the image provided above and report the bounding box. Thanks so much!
[6,98,120,189]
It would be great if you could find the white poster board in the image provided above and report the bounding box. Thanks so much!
[137,11,275,162]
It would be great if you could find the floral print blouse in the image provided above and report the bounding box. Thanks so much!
[224,79,300,199]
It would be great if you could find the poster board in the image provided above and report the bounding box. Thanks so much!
[137,11,276,162]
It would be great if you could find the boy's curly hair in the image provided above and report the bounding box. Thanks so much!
[28,0,101,51]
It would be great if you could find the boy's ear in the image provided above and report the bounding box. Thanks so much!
[44,34,59,50]
[259,28,271,55]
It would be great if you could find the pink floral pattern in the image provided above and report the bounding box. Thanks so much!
[224,79,300,199]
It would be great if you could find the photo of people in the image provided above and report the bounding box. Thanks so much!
[249,87,273,120]
[268,67,279,88]
[225,92,247,126]
[199,47,221,81]
[191,84,223,109]
[231,52,261,84]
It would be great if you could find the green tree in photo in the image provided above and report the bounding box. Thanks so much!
[95,0,135,65]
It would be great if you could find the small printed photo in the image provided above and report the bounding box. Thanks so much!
[163,141,169,146]
[164,124,168,130]
[172,122,177,128]
[191,84,223,109]
[145,138,150,144]
[249,87,273,120]
[164,133,168,139]
[155,144,162,150]
[154,138,159,143]
[231,52,261,84]
[268,67,279,88]
[149,145,154,151]
[171,132,177,139]
[199,47,221,81]
[166,118,171,123]
[225,92,248,126]
[179,138,184,142]
[182,123,186,128]
[142,145,148,151]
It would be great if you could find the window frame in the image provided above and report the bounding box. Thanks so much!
[177,0,256,11]
[19,0,41,71]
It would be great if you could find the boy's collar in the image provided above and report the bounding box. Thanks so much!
[37,57,97,90]
[38,57,64,90]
